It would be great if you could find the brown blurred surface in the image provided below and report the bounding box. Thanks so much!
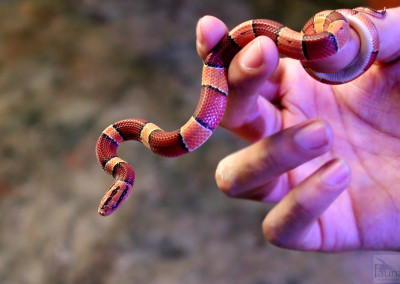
[0,1,392,283]
[368,0,400,8]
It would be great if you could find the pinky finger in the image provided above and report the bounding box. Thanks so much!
[262,159,351,251]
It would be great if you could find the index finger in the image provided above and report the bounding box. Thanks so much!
[196,16,228,61]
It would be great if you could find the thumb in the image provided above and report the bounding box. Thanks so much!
[301,7,400,74]
[375,6,400,63]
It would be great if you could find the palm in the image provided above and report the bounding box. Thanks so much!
[276,58,400,250]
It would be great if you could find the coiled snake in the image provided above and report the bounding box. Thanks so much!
[96,7,386,216]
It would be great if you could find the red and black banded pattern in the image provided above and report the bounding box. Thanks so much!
[96,7,386,216]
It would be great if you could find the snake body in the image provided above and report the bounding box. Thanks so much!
[96,7,385,216]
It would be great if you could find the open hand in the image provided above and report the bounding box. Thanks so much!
[196,7,400,251]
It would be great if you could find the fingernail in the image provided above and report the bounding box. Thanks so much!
[241,38,265,69]
[294,121,330,150]
[320,159,350,186]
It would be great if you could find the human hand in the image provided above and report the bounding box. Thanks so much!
[196,7,400,251]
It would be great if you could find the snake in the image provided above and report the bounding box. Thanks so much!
[96,7,386,216]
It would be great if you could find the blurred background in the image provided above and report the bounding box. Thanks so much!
[0,0,398,283]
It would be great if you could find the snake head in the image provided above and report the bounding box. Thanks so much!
[98,180,132,216]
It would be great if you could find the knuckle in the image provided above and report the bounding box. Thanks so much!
[215,162,236,198]
[262,220,289,248]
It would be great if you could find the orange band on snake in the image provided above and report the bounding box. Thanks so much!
[96,7,386,216]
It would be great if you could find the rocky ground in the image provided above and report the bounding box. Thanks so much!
[0,0,392,283]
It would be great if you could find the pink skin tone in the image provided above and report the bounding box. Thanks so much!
[196,7,400,251]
